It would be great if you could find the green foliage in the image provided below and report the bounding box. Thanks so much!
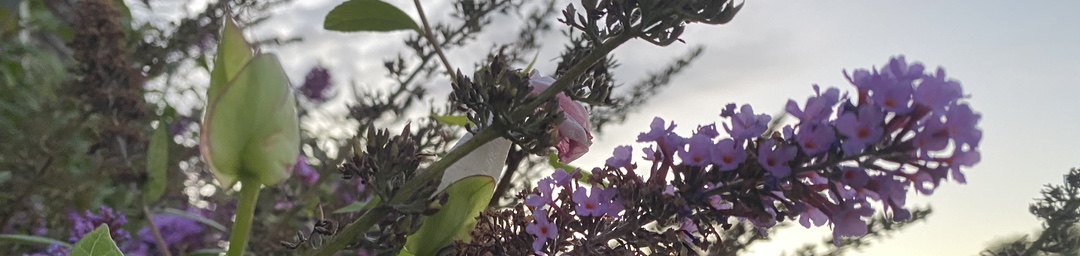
[547,151,595,184]
[405,175,495,256]
[69,225,123,256]
[324,0,419,32]
[144,123,168,203]
[207,18,253,105]
[158,208,228,232]
[0,234,71,248]
[431,114,471,127]
[334,195,381,214]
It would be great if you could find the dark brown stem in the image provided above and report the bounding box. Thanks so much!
[489,147,525,207]
[143,206,174,256]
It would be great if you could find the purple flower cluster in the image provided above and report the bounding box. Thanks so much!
[584,56,981,247]
[294,155,320,186]
[22,244,69,256]
[125,214,207,255]
[67,206,130,244]
[299,65,333,103]
[524,169,624,254]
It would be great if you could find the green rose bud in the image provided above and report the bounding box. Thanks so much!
[200,18,300,187]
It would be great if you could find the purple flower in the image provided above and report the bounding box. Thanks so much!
[638,117,676,143]
[840,167,870,189]
[758,140,797,178]
[677,219,699,244]
[786,85,840,123]
[678,134,713,166]
[845,68,880,93]
[914,117,950,153]
[136,214,206,255]
[708,194,732,210]
[526,179,556,208]
[869,176,908,213]
[882,56,925,83]
[299,65,333,102]
[169,116,195,137]
[24,244,69,256]
[274,201,294,211]
[605,145,633,169]
[795,122,836,156]
[68,206,130,244]
[723,104,770,141]
[945,103,982,148]
[526,212,557,254]
[870,79,914,114]
[600,187,624,216]
[294,155,319,186]
[946,148,980,184]
[834,106,884,156]
[642,146,657,161]
[799,206,828,228]
[830,202,874,245]
[711,138,745,171]
[551,169,575,188]
[696,123,720,138]
[530,71,593,163]
[719,103,737,118]
[914,67,963,113]
[571,186,622,217]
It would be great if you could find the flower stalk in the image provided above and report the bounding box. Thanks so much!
[226,179,261,256]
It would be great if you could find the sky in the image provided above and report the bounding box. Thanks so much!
[219,0,1080,255]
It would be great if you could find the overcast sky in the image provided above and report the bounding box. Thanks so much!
[239,0,1080,254]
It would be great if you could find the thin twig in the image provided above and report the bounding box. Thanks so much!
[490,148,525,207]
[143,206,174,256]
[413,0,456,82]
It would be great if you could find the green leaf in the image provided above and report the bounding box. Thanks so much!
[404,175,495,256]
[186,249,227,256]
[69,225,123,256]
[144,122,168,203]
[201,53,300,187]
[324,0,419,32]
[0,234,72,248]
[548,151,595,184]
[333,195,381,214]
[207,17,253,105]
[200,17,256,188]
[431,114,471,127]
[157,208,228,232]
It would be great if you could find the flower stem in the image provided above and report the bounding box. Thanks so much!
[413,0,455,82]
[514,32,635,117]
[142,206,174,256]
[226,179,261,256]
[309,206,391,256]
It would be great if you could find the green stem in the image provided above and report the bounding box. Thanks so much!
[513,32,635,116]
[309,206,391,256]
[308,128,501,256]
[413,0,455,82]
[392,127,503,203]
[142,206,174,256]
[226,180,261,256]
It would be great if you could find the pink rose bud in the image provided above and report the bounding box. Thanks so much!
[528,70,593,163]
